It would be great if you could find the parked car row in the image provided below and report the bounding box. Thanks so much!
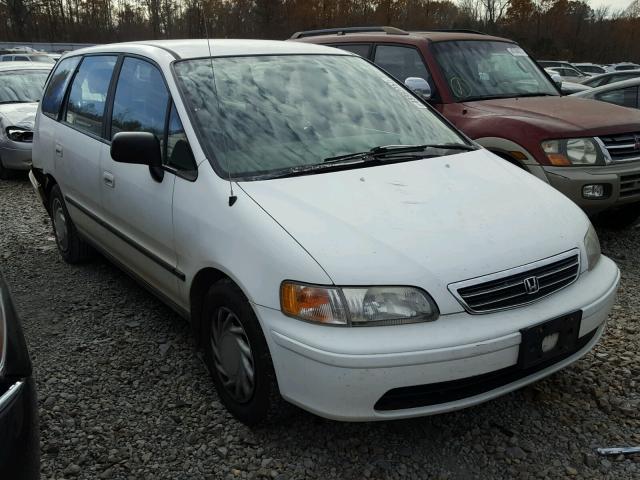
[538,60,640,77]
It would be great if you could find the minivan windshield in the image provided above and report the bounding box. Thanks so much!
[0,69,50,103]
[431,41,558,102]
[174,55,466,179]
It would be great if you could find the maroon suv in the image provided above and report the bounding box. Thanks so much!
[294,27,640,227]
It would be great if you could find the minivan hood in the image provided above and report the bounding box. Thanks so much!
[462,96,640,135]
[0,102,37,129]
[239,150,589,314]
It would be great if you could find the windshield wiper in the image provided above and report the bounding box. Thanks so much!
[260,143,476,180]
[323,143,476,163]
[462,92,556,102]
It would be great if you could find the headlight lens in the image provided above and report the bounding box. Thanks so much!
[280,282,439,326]
[541,138,603,166]
[5,126,33,143]
[584,223,601,271]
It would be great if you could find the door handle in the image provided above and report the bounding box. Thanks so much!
[103,171,115,188]
[55,143,63,157]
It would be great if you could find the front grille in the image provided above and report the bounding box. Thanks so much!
[620,173,640,198]
[598,133,640,163]
[374,327,597,411]
[452,252,580,313]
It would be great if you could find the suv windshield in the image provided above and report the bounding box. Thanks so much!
[0,69,50,103]
[432,41,558,102]
[174,55,465,179]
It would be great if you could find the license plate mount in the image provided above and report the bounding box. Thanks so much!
[518,311,582,369]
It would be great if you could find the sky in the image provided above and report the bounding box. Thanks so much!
[588,0,633,11]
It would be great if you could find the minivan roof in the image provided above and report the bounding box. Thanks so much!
[66,39,351,60]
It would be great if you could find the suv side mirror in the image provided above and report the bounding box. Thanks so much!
[550,73,563,89]
[111,131,164,182]
[404,77,432,100]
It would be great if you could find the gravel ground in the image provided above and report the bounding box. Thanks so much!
[1,175,638,480]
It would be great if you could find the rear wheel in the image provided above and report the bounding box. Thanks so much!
[202,280,287,426]
[49,184,93,263]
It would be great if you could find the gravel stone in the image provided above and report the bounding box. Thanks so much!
[1,177,639,479]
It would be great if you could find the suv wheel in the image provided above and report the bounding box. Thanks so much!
[0,159,11,180]
[599,204,640,229]
[49,184,93,263]
[202,280,287,426]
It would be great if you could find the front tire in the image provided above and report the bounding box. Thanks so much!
[0,158,11,180]
[49,184,93,263]
[202,280,286,426]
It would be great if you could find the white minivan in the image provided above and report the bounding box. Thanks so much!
[30,40,620,425]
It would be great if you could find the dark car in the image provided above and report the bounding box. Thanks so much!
[295,27,640,227]
[0,272,39,480]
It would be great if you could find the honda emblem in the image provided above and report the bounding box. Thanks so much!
[523,276,540,294]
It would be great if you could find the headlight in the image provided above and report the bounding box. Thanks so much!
[5,126,33,143]
[584,223,601,271]
[280,282,439,326]
[541,138,604,166]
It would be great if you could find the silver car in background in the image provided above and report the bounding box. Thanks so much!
[571,77,640,110]
[0,62,52,179]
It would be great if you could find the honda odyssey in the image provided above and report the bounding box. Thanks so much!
[30,40,620,425]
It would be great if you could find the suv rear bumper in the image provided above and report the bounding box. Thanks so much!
[543,162,640,213]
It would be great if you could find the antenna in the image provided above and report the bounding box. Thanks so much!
[204,19,237,207]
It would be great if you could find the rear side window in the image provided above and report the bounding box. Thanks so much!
[64,55,117,136]
[596,87,639,108]
[333,44,371,58]
[15,56,29,61]
[42,56,81,118]
[110,57,169,142]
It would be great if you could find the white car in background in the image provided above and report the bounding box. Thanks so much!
[30,40,620,425]
[572,63,606,76]
[571,77,640,110]
[0,62,53,179]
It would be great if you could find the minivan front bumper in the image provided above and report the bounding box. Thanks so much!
[256,256,619,421]
[543,162,640,214]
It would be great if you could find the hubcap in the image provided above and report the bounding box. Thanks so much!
[210,307,255,403]
[52,198,69,252]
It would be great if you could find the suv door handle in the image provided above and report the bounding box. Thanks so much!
[103,172,115,188]
[55,143,63,157]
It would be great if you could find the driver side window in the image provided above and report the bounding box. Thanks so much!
[373,45,435,96]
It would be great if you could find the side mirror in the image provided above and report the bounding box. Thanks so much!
[550,73,563,89]
[404,77,432,100]
[111,131,164,182]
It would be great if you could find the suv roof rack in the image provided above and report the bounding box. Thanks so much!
[417,29,488,35]
[290,26,409,40]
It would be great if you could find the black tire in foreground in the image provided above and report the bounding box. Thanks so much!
[0,159,12,180]
[48,184,93,263]
[202,279,288,426]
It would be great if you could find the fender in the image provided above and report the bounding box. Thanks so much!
[475,137,550,184]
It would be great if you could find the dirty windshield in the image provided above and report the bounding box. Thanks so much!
[174,54,465,179]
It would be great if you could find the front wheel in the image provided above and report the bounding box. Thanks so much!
[202,280,287,426]
[0,158,11,180]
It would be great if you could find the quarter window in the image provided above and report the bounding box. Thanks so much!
[65,55,117,136]
[596,87,639,108]
[111,57,169,144]
[42,56,81,118]
[166,103,195,171]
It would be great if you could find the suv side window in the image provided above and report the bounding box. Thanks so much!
[110,57,169,145]
[42,56,81,118]
[15,56,29,61]
[373,45,435,95]
[333,44,371,58]
[64,55,117,136]
[166,103,196,171]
